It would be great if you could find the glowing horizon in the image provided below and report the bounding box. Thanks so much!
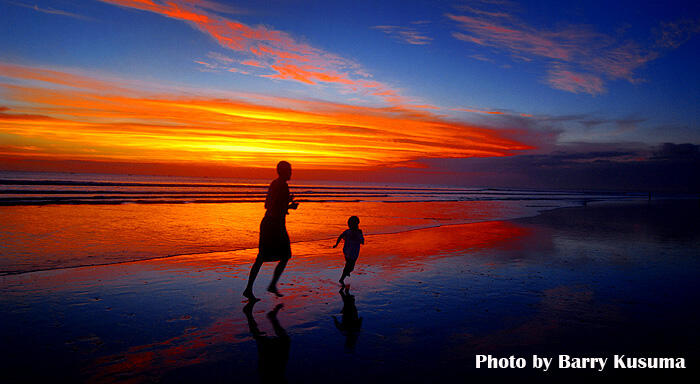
[0,63,532,171]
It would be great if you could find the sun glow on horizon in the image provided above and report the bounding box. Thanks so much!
[0,63,532,172]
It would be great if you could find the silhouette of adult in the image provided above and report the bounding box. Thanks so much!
[244,161,298,300]
[333,286,363,352]
[243,302,290,383]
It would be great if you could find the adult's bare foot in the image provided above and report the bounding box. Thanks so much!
[243,289,259,302]
[267,285,284,297]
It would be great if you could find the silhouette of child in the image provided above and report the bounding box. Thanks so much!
[333,216,365,285]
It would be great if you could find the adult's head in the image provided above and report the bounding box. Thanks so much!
[277,161,292,181]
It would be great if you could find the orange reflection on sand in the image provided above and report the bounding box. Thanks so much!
[88,317,245,384]
[0,202,264,273]
[81,220,529,382]
[1,199,533,274]
[142,219,531,292]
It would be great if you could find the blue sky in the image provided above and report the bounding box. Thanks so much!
[1,0,699,189]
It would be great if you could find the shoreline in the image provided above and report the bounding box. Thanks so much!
[2,198,693,277]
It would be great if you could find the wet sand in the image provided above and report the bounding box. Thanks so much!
[1,200,699,382]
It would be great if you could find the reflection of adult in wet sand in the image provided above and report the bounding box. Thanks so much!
[243,302,290,383]
[244,161,298,301]
[333,286,363,352]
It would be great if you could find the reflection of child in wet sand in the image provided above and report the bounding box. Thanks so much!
[333,286,362,352]
[333,216,364,285]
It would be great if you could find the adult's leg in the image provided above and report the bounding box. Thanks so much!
[244,259,263,300]
[267,258,288,296]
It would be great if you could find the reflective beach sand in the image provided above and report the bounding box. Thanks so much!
[1,201,698,382]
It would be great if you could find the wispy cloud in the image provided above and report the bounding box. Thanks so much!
[240,59,264,68]
[447,5,700,95]
[372,24,433,45]
[452,107,504,115]
[0,62,129,92]
[185,0,245,16]
[469,54,494,63]
[655,19,700,49]
[547,68,605,95]
[0,63,532,170]
[5,0,92,20]
[100,0,410,105]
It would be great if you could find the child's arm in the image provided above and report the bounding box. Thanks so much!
[359,229,365,244]
[333,232,345,248]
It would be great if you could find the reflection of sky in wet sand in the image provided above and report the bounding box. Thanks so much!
[1,202,699,382]
[0,199,554,273]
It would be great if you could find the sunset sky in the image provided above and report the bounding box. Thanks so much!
[1,0,699,189]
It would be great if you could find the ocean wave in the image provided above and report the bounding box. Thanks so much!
[0,177,647,206]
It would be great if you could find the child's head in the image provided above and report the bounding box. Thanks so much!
[347,216,360,230]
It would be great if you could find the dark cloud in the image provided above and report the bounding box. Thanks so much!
[652,142,700,160]
[415,142,699,192]
[545,151,637,161]
[579,119,607,128]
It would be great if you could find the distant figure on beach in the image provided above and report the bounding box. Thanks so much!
[244,161,298,301]
[333,216,364,285]
[243,301,290,382]
[333,286,362,352]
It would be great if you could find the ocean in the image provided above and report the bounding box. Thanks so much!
[0,171,651,274]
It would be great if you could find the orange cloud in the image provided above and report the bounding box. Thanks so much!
[100,0,406,104]
[265,63,355,85]
[0,64,532,171]
[0,62,125,92]
[240,59,264,68]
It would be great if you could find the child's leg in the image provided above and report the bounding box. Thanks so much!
[346,257,356,275]
[340,263,350,280]
[339,264,348,284]
[340,257,356,283]
[339,252,347,283]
